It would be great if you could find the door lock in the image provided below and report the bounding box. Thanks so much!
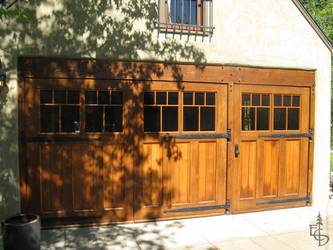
[235,144,240,158]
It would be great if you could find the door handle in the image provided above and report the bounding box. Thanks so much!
[235,144,240,158]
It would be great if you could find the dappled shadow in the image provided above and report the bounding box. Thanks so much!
[41,221,185,250]
[0,0,208,227]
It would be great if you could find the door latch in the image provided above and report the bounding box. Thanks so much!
[235,144,240,158]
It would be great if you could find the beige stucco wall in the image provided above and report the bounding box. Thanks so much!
[0,0,331,220]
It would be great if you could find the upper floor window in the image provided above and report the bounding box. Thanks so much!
[158,0,214,37]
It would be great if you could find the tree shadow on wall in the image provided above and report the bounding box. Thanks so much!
[1,0,210,248]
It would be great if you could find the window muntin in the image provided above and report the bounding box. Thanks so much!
[144,91,179,132]
[40,89,80,133]
[242,93,270,131]
[84,90,123,133]
[241,93,301,131]
[183,92,216,132]
[273,94,300,131]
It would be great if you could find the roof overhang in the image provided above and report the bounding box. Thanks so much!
[292,0,333,53]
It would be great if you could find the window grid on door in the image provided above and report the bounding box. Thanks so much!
[241,93,301,131]
[183,91,216,132]
[39,89,80,133]
[144,91,179,132]
[84,90,123,133]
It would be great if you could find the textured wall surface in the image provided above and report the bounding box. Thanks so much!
[0,0,331,220]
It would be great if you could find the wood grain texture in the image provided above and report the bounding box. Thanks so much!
[18,60,315,226]
[18,58,315,87]
[232,84,311,212]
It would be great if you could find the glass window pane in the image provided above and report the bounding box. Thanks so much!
[162,107,178,131]
[242,94,250,106]
[184,92,193,105]
[40,106,59,132]
[288,108,299,130]
[105,106,123,132]
[61,106,80,132]
[242,107,255,131]
[195,92,204,105]
[274,95,282,106]
[85,91,97,104]
[292,96,300,107]
[171,0,197,25]
[274,108,286,130]
[144,92,155,105]
[85,106,103,132]
[262,94,270,106]
[98,91,110,104]
[206,93,215,105]
[200,107,215,131]
[54,90,66,104]
[40,90,53,104]
[252,94,260,106]
[168,92,179,105]
[68,90,80,104]
[156,92,167,104]
[111,91,123,105]
[257,108,270,130]
[283,96,291,106]
[144,106,160,132]
[183,107,199,131]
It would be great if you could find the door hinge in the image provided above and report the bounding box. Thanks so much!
[224,199,231,214]
[164,200,231,213]
[226,129,231,142]
[20,131,26,147]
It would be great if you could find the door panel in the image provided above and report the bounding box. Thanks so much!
[142,143,163,207]
[40,144,69,213]
[135,83,228,221]
[232,85,311,212]
[259,140,279,198]
[239,141,257,200]
[169,142,191,206]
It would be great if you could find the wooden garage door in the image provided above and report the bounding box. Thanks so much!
[231,85,311,212]
[21,78,134,223]
[134,82,229,221]
[21,78,229,223]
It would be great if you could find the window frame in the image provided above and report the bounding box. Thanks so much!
[240,92,302,133]
[158,0,214,36]
[143,90,217,134]
[39,88,81,134]
[38,88,124,135]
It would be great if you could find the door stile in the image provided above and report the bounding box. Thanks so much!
[226,82,234,211]
[307,86,315,205]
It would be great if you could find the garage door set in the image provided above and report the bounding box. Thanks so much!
[18,58,315,225]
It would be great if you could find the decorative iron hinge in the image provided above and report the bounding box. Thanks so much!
[20,131,26,147]
[256,195,310,206]
[259,129,313,141]
[164,200,230,213]
[163,129,231,142]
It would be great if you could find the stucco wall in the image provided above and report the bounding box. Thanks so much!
[0,0,331,220]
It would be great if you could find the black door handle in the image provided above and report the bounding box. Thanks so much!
[235,144,240,158]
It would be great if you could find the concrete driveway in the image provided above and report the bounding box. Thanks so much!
[1,199,332,250]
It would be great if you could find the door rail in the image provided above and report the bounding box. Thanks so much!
[163,129,231,142]
[21,135,103,145]
[258,129,313,141]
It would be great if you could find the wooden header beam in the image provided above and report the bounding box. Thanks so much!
[18,57,315,87]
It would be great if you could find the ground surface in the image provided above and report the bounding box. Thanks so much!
[1,199,332,250]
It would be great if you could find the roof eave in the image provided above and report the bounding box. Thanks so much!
[292,0,333,53]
